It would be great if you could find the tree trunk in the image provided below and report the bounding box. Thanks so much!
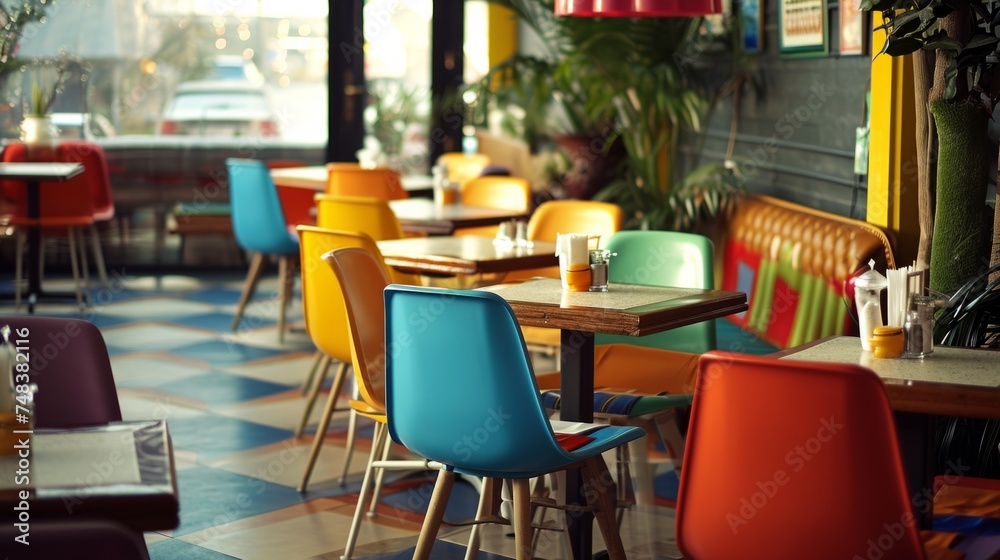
[928,99,991,293]
[912,49,936,272]
[992,156,1000,284]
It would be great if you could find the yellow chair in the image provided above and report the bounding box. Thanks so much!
[294,226,416,493]
[323,246,442,560]
[325,162,408,200]
[514,199,624,350]
[436,152,490,184]
[454,176,532,237]
[314,193,403,239]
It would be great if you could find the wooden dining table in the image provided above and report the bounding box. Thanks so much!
[777,336,1000,526]
[482,278,748,560]
[0,420,179,532]
[270,166,526,234]
[377,235,557,276]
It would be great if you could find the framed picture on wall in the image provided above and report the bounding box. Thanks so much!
[741,0,763,53]
[779,0,828,57]
[839,1,866,55]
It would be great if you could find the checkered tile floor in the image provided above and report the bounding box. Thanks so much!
[1,271,683,559]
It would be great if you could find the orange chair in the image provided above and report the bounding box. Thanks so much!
[314,194,405,241]
[676,353,932,560]
[324,246,441,560]
[325,163,408,200]
[436,152,490,184]
[454,175,532,237]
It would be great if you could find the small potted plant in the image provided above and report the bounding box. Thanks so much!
[20,71,61,159]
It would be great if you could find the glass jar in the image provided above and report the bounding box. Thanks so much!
[854,264,888,351]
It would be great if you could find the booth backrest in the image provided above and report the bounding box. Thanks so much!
[715,194,895,350]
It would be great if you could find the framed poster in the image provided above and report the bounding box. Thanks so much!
[779,0,828,57]
[839,1,865,55]
[741,0,763,53]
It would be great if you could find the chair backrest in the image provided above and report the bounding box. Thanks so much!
[526,199,623,245]
[676,352,925,560]
[323,247,393,412]
[325,162,408,200]
[597,230,717,353]
[1,316,122,428]
[384,285,574,477]
[460,176,532,213]
[1,142,98,222]
[437,152,490,184]
[60,140,114,220]
[314,193,406,242]
[0,520,150,559]
[226,158,298,255]
[297,225,417,363]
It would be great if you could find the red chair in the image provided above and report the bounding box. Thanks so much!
[676,353,931,559]
[60,141,114,287]
[1,143,100,308]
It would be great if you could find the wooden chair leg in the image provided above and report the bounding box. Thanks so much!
[582,457,628,560]
[341,422,388,560]
[367,433,393,516]
[338,388,360,485]
[14,231,24,311]
[465,477,502,560]
[301,351,325,396]
[67,228,84,309]
[295,355,335,437]
[511,478,534,560]
[277,255,291,343]
[413,469,456,560]
[232,253,265,331]
[297,366,346,492]
[89,224,109,287]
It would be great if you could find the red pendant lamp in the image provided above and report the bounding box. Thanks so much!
[555,0,723,17]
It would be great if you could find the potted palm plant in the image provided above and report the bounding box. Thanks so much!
[476,0,738,228]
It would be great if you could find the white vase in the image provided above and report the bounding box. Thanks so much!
[19,115,59,160]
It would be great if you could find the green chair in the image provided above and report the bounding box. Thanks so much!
[536,230,717,518]
[597,230,716,353]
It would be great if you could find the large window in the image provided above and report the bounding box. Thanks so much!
[4,0,329,143]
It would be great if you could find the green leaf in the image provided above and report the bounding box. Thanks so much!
[943,57,959,101]
[884,36,924,56]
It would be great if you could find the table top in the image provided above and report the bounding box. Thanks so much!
[0,420,178,531]
[377,236,558,275]
[0,162,83,181]
[389,198,529,235]
[270,165,433,195]
[778,336,1000,419]
[482,278,748,337]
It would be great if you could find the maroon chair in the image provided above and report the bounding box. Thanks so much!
[0,520,149,559]
[0,316,121,428]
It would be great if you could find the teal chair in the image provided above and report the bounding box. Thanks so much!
[385,285,644,560]
[226,158,299,342]
[597,230,716,352]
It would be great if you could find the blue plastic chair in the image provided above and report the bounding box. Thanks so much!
[384,285,645,560]
[226,158,300,342]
